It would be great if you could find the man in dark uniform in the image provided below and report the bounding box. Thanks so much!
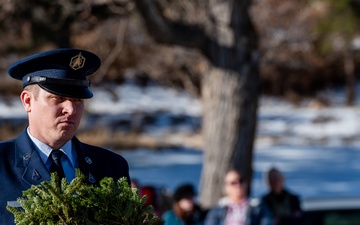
[0,48,130,224]
[261,167,303,225]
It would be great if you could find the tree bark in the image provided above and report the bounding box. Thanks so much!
[201,66,259,208]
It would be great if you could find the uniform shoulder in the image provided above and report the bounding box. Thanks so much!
[0,138,16,149]
[73,138,128,162]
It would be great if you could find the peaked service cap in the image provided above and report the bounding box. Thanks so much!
[8,48,101,99]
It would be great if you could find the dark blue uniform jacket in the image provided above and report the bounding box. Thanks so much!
[0,128,130,224]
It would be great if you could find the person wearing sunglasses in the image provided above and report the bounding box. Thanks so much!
[204,169,274,225]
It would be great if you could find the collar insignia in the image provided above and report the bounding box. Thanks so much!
[23,152,31,160]
[85,157,92,164]
[69,52,86,70]
[88,173,96,183]
[32,169,41,180]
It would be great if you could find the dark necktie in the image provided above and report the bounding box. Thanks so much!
[50,150,65,179]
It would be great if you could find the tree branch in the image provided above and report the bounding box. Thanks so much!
[134,0,208,50]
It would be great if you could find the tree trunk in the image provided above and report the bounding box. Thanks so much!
[133,0,259,208]
[199,0,259,208]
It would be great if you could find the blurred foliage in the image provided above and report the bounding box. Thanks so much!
[0,0,133,51]
[1,0,360,99]
[314,0,360,54]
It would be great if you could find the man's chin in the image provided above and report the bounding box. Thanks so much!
[58,129,76,140]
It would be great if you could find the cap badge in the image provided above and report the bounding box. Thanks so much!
[69,52,86,70]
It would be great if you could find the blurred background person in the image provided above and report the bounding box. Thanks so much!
[261,167,303,225]
[162,183,207,225]
[141,185,161,216]
[131,178,164,216]
[204,169,273,225]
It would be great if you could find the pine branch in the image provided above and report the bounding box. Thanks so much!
[7,169,164,225]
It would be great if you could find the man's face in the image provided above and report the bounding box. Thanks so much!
[269,173,284,194]
[178,196,195,212]
[224,171,248,201]
[21,86,84,149]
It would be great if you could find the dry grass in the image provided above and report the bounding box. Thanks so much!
[76,126,203,150]
[0,120,202,150]
[0,121,28,141]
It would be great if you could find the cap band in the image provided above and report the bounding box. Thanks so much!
[23,76,91,87]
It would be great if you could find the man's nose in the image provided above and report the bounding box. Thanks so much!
[62,100,77,114]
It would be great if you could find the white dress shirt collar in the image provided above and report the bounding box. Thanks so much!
[26,127,76,169]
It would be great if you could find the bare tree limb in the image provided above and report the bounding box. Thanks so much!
[93,18,129,101]
[133,0,209,50]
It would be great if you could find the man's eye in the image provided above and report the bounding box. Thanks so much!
[51,96,65,102]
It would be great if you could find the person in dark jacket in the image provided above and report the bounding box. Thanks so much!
[0,48,130,224]
[204,170,274,225]
[162,183,207,225]
[261,167,303,225]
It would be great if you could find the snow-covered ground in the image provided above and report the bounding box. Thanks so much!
[2,82,360,200]
[113,84,360,200]
[253,96,360,199]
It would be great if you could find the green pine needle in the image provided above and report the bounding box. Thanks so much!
[7,169,164,225]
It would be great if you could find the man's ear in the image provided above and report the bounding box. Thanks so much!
[20,90,32,112]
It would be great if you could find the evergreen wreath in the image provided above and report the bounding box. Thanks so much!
[7,169,164,225]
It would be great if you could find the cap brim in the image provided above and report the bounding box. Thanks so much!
[39,83,93,99]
